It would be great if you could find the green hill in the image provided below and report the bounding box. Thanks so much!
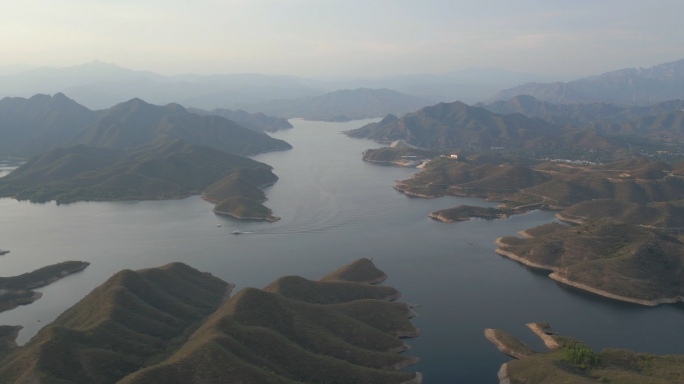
[0,94,292,159]
[345,101,566,150]
[0,262,232,383]
[0,260,421,384]
[396,157,684,208]
[0,93,100,157]
[488,322,684,383]
[558,199,684,229]
[496,218,684,305]
[71,98,292,155]
[0,139,280,218]
[213,197,280,222]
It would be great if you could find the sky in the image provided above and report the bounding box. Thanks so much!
[1,0,683,77]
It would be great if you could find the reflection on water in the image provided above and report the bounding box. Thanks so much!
[0,119,683,383]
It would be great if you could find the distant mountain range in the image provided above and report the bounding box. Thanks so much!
[345,101,567,150]
[479,95,684,127]
[240,88,433,121]
[0,93,291,158]
[187,107,292,132]
[347,98,684,158]
[489,59,684,105]
[0,60,565,110]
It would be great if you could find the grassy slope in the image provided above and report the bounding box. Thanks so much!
[0,139,279,218]
[119,259,419,384]
[497,219,684,302]
[0,259,420,384]
[345,101,563,150]
[491,323,684,383]
[0,263,230,383]
[71,98,292,156]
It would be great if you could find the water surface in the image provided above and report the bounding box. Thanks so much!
[1,119,683,383]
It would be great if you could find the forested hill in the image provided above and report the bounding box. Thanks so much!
[0,93,100,157]
[0,94,292,158]
[345,101,566,150]
[71,98,291,155]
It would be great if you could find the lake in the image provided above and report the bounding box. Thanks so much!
[1,119,683,383]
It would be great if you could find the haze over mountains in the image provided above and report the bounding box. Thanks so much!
[490,59,684,105]
[0,60,562,111]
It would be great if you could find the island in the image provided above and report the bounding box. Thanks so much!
[0,261,89,312]
[429,205,512,223]
[486,322,684,383]
[361,147,438,167]
[0,259,422,384]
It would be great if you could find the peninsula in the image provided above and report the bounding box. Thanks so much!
[0,259,421,384]
[0,139,280,220]
[487,322,684,383]
[495,219,684,305]
[0,261,89,312]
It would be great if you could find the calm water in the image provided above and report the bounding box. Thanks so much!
[1,119,684,383]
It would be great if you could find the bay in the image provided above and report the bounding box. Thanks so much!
[0,118,683,383]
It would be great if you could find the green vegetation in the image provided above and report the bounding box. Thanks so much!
[0,93,100,158]
[0,139,280,219]
[318,257,389,284]
[488,322,684,383]
[361,147,438,166]
[0,261,89,312]
[349,97,684,162]
[429,205,512,223]
[213,196,280,222]
[346,101,565,151]
[496,218,684,304]
[0,94,292,158]
[0,262,231,383]
[0,260,421,384]
[559,199,684,229]
[484,329,536,359]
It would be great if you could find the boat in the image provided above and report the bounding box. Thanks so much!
[216,224,222,227]
[0,250,9,255]
[231,230,243,235]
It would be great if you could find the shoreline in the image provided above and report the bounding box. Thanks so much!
[484,329,531,359]
[525,323,559,350]
[213,209,281,222]
[554,212,584,225]
[495,238,684,307]
[494,238,557,271]
[549,273,684,307]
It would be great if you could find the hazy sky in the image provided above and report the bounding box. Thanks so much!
[1,0,683,77]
